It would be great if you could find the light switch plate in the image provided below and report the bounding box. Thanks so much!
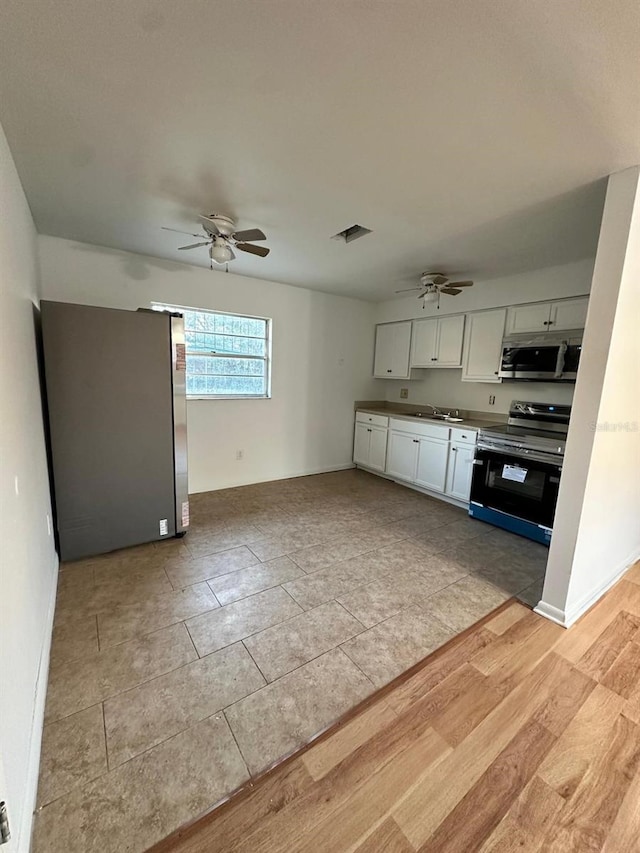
[399,388,409,400]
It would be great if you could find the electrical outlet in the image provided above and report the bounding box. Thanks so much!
[399,388,409,400]
[236,449,244,461]
[489,395,496,406]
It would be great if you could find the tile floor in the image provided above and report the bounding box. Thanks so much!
[33,469,548,853]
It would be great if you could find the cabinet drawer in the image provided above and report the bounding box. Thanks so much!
[450,427,477,445]
[389,418,450,440]
[356,411,389,428]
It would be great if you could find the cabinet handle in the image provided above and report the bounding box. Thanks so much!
[494,371,498,375]
[387,369,392,373]
[367,428,372,433]
[412,439,419,443]
[431,357,437,361]
[451,447,457,452]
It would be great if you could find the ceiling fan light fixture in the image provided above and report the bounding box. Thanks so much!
[209,239,233,264]
[421,286,439,303]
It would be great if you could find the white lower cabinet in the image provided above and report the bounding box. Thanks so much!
[445,441,475,501]
[353,414,388,472]
[367,426,388,472]
[415,436,449,492]
[386,430,420,481]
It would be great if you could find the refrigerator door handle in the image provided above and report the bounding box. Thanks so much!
[170,315,190,533]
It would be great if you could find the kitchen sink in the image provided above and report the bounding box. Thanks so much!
[409,412,464,422]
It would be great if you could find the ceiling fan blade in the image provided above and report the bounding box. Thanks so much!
[449,280,474,287]
[233,228,266,242]
[162,226,205,238]
[236,243,270,258]
[440,287,462,295]
[431,274,449,286]
[178,241,210,250]
[395,287,422,293]
[198,215,220,235]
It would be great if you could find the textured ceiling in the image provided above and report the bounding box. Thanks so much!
[1,0,638,300]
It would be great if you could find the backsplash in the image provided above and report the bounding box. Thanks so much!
[383,370,575,414]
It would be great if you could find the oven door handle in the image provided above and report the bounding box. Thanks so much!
[476,444,563,468]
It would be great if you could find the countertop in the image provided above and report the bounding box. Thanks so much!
[355,405,502,431]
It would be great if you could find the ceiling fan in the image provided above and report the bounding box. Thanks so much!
[396,272,474,309]
[162,214,270,267]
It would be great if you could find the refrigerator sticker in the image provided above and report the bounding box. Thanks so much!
[502,465,527,483]
[175,343,186,372]
[159,518,169,536]
[181,500,190,528]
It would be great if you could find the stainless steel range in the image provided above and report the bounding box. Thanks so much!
[469,400,571,545]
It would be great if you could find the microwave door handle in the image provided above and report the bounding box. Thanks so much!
[554,341,568,378]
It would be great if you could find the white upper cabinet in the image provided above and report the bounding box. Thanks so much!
[505,302,551,335]
[373,321,412,378]
[550,297,589,331]
[437,315,466,366]
[461,309,506,383]
[410,315,464,368]
[505,297,589,335]
[410,318,438,366]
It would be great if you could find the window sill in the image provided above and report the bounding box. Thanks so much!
[187,395,272,401]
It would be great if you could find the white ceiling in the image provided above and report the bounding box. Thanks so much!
[1,0,638,301]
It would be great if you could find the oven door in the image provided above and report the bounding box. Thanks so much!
[470,447,562,528]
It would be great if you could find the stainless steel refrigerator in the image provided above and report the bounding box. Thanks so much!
[41,301,189,561]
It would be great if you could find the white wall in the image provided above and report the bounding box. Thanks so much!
[539,167,640,626]
[0,126,58,851]
[37,236,382,493]
[375,259,593,414]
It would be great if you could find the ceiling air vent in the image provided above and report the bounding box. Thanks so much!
[331,224,372,243]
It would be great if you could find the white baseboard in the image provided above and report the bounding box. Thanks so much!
[533,600,567,626]
[18,554,59,853]
[536,546,640,628]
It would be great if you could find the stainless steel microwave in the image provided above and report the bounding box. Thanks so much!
[498,333,582,382]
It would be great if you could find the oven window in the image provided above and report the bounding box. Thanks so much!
[487,461,546,502]
[470,449,562,528]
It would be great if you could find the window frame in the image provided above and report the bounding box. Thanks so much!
[152,302,272,400]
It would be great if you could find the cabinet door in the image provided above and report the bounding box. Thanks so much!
[505,303,552,335]
[373,324,396,377]
[462,309,506,383]
[435,315,465,367]
[386,430,419,481]
[550,297,588,331]
[415,436,449,493]
[353,422,371,466]
[374,322,412,378]
[410,318,438,367]
[445,442,475,501]
[368,426,388,472]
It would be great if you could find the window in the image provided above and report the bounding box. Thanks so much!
[152,304,271,399]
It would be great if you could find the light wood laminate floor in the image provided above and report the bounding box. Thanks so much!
[33,470,548,853]
[151,561,640,853]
